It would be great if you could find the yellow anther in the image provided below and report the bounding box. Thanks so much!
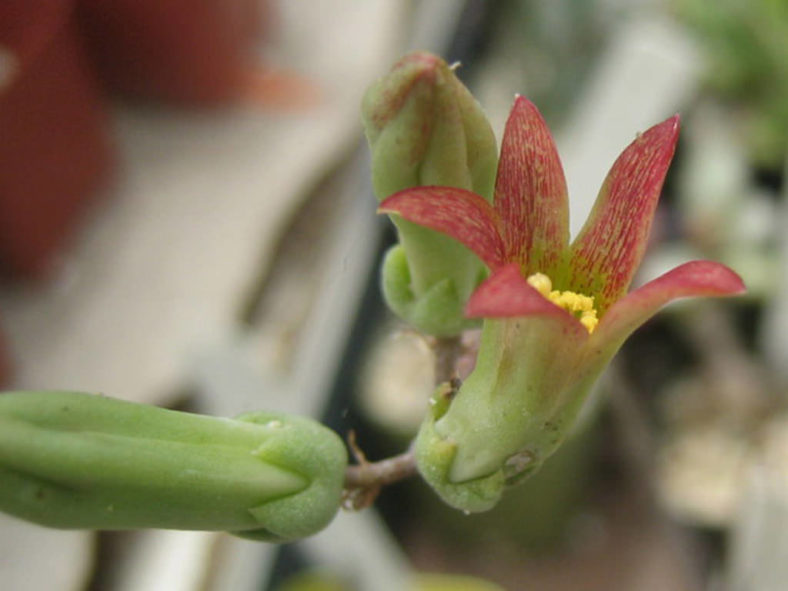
[526,272,599,334]
[580,310,599,333]
[526,272,553,297]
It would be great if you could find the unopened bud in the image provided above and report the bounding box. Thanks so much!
[363,52,497,335]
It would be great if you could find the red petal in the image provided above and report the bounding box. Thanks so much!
[594,260,745,347]
[379,186,506,269]
[466,264,587,339]
[568,115,680,314]
[495,96,569,276]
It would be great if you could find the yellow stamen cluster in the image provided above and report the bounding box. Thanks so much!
[526,272,599,334]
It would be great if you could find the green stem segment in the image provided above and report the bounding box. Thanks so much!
[0,391,347,542]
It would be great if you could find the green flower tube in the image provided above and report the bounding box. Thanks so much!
[0,391,347,542]
[362,51,498,336]
[413,317,601,513]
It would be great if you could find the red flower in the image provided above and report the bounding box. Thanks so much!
[383,97,745,512]
[380,96,744,346]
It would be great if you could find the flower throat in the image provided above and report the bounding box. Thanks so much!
[526,273,598,333]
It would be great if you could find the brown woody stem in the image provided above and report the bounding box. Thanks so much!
[344,451,417,489]
[342,431,417,510]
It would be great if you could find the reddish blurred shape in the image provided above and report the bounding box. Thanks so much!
[0,0,113,278]
[240,67,323,111]
[77,0,267,106]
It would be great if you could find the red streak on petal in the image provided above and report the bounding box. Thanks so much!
[380,186,506,269]
[495,96,569,275]
[365,52,440,133]
[569,115,680,313]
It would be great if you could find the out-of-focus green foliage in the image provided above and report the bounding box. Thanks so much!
[676,0,788,167]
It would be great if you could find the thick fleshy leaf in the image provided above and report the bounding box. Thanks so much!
[568,115,680,313]
[379,186,506,269]
[495,96,569,276]
[466,264,587,339]
[593,260,745,348]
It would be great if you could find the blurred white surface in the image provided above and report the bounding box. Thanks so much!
[0,514,92,590]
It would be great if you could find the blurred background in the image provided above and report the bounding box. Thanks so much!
[0,0,785,589]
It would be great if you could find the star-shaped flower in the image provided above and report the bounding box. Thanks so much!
[380,96,745,512]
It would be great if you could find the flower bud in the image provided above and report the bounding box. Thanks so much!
[362,52,497,335]
[0,391,346,542]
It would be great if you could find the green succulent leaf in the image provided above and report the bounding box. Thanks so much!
[0,391,346,542]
